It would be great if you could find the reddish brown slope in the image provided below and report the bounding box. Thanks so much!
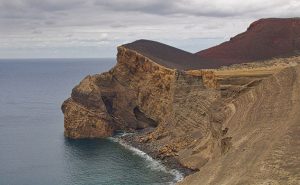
[123,39,220,70]
[196,18,300,65]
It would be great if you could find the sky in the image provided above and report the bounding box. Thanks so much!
[0,0,299,58]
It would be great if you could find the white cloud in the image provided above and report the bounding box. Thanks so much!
[0,0,299,58]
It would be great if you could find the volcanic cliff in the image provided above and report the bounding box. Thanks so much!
[62,18,300,184]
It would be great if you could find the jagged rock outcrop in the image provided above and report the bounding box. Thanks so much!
[62,44,219,139]
[62,75,114,138]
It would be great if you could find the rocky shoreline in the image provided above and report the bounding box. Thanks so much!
[118,129,196,177]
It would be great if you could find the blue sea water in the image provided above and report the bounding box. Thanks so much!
[0,59,179,185]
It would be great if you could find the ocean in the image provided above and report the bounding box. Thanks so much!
[0,59,180,185]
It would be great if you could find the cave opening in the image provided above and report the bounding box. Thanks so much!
[101,96,114,114]
[133,107,158,127]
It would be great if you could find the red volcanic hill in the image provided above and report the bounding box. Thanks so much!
[196,18,300,65]
[123,39,219,70]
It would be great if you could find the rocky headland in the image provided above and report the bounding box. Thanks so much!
[62,18,300,184]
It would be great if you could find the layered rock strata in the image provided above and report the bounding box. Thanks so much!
[179,63,300,185]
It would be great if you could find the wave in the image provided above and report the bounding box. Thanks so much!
[108,136,184,184]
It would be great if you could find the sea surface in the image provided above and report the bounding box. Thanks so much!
[0,59,179,185]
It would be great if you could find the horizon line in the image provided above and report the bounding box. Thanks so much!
[0,57,116,60]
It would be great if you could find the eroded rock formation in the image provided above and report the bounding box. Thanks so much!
[62,45,219,139]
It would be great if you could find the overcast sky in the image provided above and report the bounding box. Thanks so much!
[0,0,299,58]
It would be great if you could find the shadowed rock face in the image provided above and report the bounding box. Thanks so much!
[197,18,300,65]
[62,18,300,184]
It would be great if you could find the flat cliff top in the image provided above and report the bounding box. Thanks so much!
[122,39,221,70]
[196,18,300,65]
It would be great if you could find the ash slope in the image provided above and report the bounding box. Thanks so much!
[197,18,300,65]
[179,63,300,185]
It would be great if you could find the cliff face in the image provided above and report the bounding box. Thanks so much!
[62,44,230,169]
[62,44,300,183]
[62,46,219,141]
[62,19,300,184]
[62,47,175,138]
[62,41,300,183]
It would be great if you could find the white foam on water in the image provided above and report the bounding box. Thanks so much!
[108,136,184,184]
